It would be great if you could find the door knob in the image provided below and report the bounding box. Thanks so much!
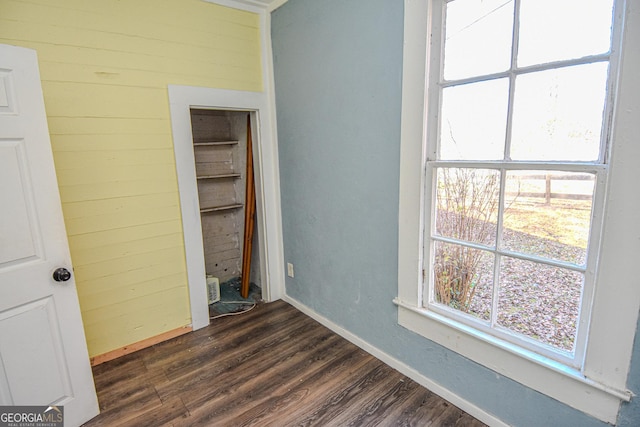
[52,267,71,282]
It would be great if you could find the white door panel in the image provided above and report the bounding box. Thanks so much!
[0,140,40,265]
[0,44,99,427]
[0,69,16,113]
[0,298,70,405]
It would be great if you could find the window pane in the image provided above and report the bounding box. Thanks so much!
[440,79,509,160]
[498,257,583,352]
[503,171,595,265]
[434,241,494,321]
[444,0,514,80]
[510,63,608,161]
[518,0,614,67]
[435,168,500,246]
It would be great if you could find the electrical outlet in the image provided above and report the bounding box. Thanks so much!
[287,262,294,278]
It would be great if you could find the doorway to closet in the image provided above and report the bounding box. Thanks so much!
[189,109,261,316]
[168,84,285,332]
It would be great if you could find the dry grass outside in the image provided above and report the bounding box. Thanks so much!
[502,197,592,250]
[467,227,585,351]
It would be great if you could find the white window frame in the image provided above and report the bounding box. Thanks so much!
[395,0,640,423]
[426,0,614,369]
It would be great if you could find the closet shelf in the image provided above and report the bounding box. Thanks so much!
[200,203,244,213]
[197,173,241,180]
[193,140,239,146]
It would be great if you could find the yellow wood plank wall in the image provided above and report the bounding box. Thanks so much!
[0,0,263,356]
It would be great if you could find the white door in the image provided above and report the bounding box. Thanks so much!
[0,44,99,426]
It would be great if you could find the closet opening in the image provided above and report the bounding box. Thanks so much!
[190,109,262,319]
[169,84,285,331]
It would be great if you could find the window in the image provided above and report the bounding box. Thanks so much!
[396,0,639,423]
[426,0,613,368]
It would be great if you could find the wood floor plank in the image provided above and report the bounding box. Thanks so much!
[216,347,375,426]
[142,301,294,375]
[154,315,330,404]
[281,362,401,426]
[179,333,362,425]
[325,372,430,426]
[83,300,487,427]
[378,386,439,426]
[393,390,452,426]
[116,397,190,427]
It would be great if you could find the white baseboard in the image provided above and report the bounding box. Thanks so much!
[282,294,509,427]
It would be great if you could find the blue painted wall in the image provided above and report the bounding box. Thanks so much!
[271,0,640,425]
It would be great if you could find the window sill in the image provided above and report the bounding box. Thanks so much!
[393,298,631,424]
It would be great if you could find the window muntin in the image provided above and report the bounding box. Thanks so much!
[425,0,615,365]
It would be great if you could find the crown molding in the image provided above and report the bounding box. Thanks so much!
[203,0,289,13]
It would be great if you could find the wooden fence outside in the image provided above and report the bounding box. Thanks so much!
[506,173,594,203]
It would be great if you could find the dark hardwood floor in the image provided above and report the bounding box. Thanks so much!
[83,300,487,426]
